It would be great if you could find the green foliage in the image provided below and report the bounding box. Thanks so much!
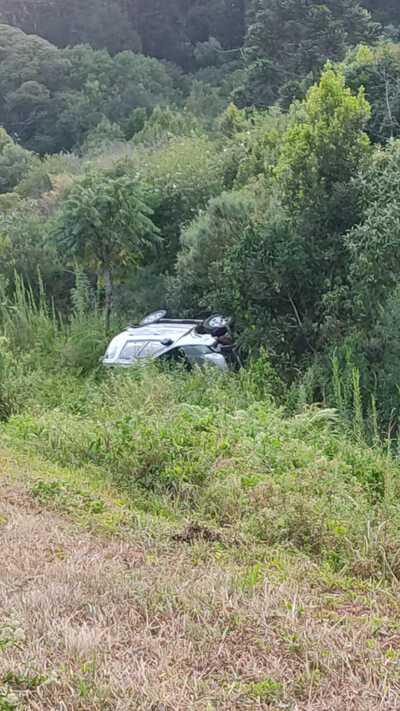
[59,271,107,374]
[52,171,159,328]
[0,693,18,710]
[0,336,15,421]
[222,106,288,187]
[1,271,400,579]
[276,64,371,221]
[3,0,400,479]
[240,0,379,108]
[2,671,47,692]
[271,65,371,354]
[0,0,141,55]
[168,66,372,364]
[0,24,70,153]
[0,0,248,69]
[241,677,283,703]
[59,45,177,149]
[199,203,308,359]
[0,276,59,364]
[81,118,126,157]
[363,0,400,27]
[0,128,35,193]
[16,152,82,200]
[218,102,248,137]
[124,107,148,140]
[132,107,202,147]
[0,25,178,154]
[345,43,400,142]
[168,188,259,316]
[2,359,400,577]
[31,479,106,514]
[184,79,233,126]
[53,172,157,267]
[347,140,400,323]
[0,202,58,298]
[134,134,226,272]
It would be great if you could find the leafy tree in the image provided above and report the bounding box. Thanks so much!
[0,25,178,154]
[132,106,202,147]
[171,65,373,362]
[206,202,308,359]
[127,0,248,68]
[273,64,371,350]
[0,0,249,69]
[0,198,61,300]
[167,188,259,316]
[239,0,379,108]
[52,172,159,329]
[55,46,178,151]
[81,119,126,157]
[345,42,400,142]
[221,106,288,187]
[0,128,35,193]
[0,0,142,55]
[362,0,400,27]
[347,140,400,324]
[276,64,371,226]
[184,80,232,126]
[0,24,68,152]
[132,134,226,272]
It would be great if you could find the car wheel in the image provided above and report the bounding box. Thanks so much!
[202,314,232,333]
[140,309,167,326]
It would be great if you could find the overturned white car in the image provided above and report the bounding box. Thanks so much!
[103,310,235,371]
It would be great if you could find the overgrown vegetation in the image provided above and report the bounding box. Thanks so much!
[0,284,399,583]
[2,5,400,428]
[1,0,400,562]
[2,4,400,706]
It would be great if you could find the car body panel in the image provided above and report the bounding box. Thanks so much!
[103,320,228,371]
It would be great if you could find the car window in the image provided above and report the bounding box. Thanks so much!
[182,345,212,364]
[119,341,148,360]
[140,342,164,357]
[120,340,164,361]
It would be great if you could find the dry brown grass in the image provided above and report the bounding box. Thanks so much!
[1,459,400,710]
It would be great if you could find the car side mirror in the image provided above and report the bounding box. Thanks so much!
[161,338,174,347]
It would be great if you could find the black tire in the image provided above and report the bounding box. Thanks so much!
[140,309,167,326]
[202,314,232,333]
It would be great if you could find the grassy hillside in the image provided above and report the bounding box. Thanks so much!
[2,359,400,576]
[1,365,400,709]
[2,3,400,708]
[1,267,400,710]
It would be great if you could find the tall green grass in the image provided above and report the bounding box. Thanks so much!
[1,280,400,579]
[0,272,108,374]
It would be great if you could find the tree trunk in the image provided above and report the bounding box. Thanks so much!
[103,266,113,333]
